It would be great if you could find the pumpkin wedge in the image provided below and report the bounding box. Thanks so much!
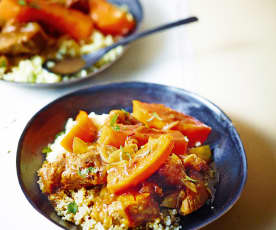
[107,134,174,194]
[89,0,135,36]
[61,110,97,152]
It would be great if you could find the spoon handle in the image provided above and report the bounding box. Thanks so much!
[118,16,198,46]
[83,16,198,64]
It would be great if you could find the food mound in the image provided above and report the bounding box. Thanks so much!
[0,0,136,83]
[37,100,216,230]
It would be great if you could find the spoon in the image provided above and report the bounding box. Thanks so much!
[44,16,198,75]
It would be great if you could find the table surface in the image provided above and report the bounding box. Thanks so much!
[0,0,275,229]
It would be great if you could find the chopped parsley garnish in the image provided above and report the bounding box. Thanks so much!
[42,146,52,154]
[121,109,129,115]
[113,125,120,131]
[0,60,6,68]
[110,114,120,131]
[18,0,27,6]
[184,175,198,183]
[147,112,162,122]
[55,131,65,139]
[78,167,98,177]
[67,201,78,214]
[153,112,162,120]
[17,0,40,8]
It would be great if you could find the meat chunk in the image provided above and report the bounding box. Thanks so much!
[157,153,188,188]
[139,181,163,200]
[37,148,106,194]
[110,192,160,227]
[89,188,160,228]
[38,153,66,194]
[180,183,210,215]
[61,149,107,190]
[0,22,52,55]
[125,193,160,227]
[179,153,209,172]
[160,190,186,209]
[157,154,210,216]
[156,153,210,207]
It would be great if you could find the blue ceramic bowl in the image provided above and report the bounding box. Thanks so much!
[17,82,247,230]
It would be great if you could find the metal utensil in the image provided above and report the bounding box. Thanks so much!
[44,16,198,75]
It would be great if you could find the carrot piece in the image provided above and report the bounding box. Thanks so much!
[89,0,135,36]
[107,134,174,194]
[132,100,212,147]
[0,0,94,41]
[61,110,97,152]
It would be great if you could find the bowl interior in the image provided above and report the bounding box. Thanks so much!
[17,82,247,230]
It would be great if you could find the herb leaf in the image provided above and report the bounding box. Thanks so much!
[18,0,26,6]
[67,201,78,214]
[110,114,118,126]
[121,109,129,115]
[147,112,162,122]
[0,60,6,68]
[87,167,98,173]
[110,114,120,131]
[153,112,162,120]
[55,131,65,139]
[42,146,52,154]
[78,167,98,177]
[113,125,120,131]
[185,175,198,183]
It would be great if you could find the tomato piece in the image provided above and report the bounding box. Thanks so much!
[107,134,174,194]
[0,0,94,41]
[134,126,188,154]
[132,100,212,147]
[89,0,135,35]
[61,110,97,152]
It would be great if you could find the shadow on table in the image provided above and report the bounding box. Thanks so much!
[202,117,276,230]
